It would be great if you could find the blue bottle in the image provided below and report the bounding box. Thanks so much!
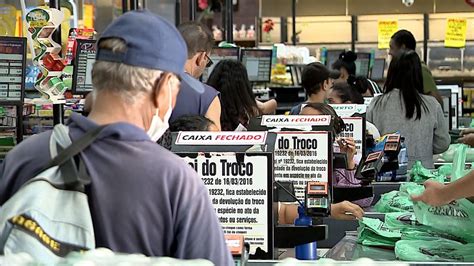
[294,205,317,260]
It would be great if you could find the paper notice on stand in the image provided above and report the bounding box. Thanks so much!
[179,152,271,255]
[445,18,467,48]
[273,132,330,201]
[335,117,365,164]
[378,20,398,49]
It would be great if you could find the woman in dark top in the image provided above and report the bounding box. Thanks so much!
[207,60,260,131]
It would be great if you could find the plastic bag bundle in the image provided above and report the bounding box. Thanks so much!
[407,182,474,242]
[373,183,421,213]
[384,212,422,229]
[440,143,474,163]
[409,161,446,183]
[357,217,401,247]
[395,239,474,262]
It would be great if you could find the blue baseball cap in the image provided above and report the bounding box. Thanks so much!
[96,10,204,93]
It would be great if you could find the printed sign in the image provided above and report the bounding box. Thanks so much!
[178,152,273,257]
[445,18,467,48]
[335,117,365,164]
[274,132,331,201]
[330,104,367,117]
[378,20,398,49]
[261,115,332,127]
[0,37,26,102]
[175,131,267,145]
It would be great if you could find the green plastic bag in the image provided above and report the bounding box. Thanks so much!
[409,162,446,183]
[437,164,453,179]
[452,144,469,182]
[373,190,414,213]
[357,217,401,247]
[384,212,422,229]
[401,227,468,244]
[395,240,474,262]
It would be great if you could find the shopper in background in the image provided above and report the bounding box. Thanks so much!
[332,51,358,82]
[289,62,333,115]
[170,115,218,132]
[367,50,450,169]
[389,29,443,104]
[327,81,365,104]
[172,22,222,130]
[207,59,261,131]
[0,11,232,265]
[332,51,382,96]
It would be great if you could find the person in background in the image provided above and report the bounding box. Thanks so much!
[207,60,261,131]
[332,51,358,82]
[332,51,381,96]
[327,81,364,104]
[170,115,218,132]
[367,50,450,169]
[256,98,278,115]
[0,11,232,265]
[389,29,443,104]
[171,22,222,130]
[347,75,382,97]
[289,62,334,115]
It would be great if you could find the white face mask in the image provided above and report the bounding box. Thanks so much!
[147,82,173,142]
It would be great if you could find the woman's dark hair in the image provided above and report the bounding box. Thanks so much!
[379,50,427,120]
[332,51,357,76]
[170,115,215,131]
[207,59,259,131]
[300,102,345,134]
[332,81,364,104]
[391,30,416,50]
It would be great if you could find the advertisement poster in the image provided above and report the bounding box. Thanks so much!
[178,152,272,257]
[273,132,330,201]
[378,20,398,49]
[445,18,467,48]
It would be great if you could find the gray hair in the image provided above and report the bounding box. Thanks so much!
[91,38,162,102]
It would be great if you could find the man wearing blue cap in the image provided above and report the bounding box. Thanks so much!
[0,10,232,265]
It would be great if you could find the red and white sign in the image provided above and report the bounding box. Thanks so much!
[175,131,267,145]
[261,115,332,127]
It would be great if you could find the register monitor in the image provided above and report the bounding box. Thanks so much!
[241,49,273,83]
[72,39,96,94]
[370,58,385,81]
[201,47,240,82]
[355,52,371,78]
[326,49,344,68]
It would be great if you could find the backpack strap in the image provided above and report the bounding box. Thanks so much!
[33,124,106,191]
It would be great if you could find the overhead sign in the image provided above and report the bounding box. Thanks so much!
[175,131,267,145]
[273,132,331,201]
[261,115,332,127]
[330,104,367,117]
[178,152,273,258]
[378,20,398,49]
[445,18,467,48]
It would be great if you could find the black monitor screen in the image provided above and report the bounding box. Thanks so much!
[241,49,272,82]
[0,37,26,102]
[201,47,239,82]
[72,39,96,94]
[355,53,371,78]
[326,50,344,68]
[370,58,385,81]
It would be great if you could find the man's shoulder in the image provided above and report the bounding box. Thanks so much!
[9,130,52,160]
